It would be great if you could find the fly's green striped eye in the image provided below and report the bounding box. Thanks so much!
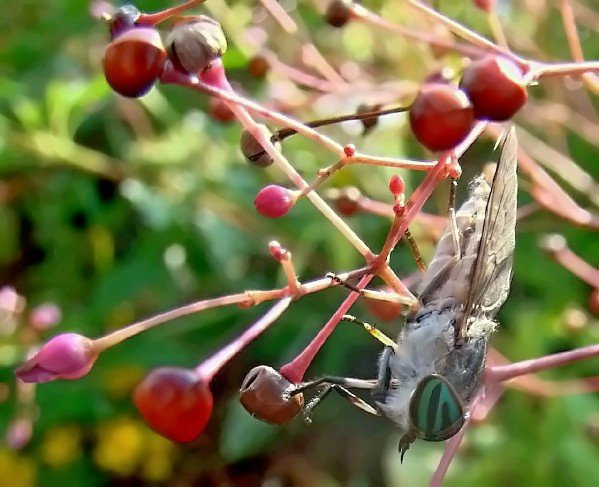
[409,374,465,442]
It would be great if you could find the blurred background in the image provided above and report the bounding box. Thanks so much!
[0,0,598,485]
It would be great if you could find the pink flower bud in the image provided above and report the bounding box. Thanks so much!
[6,418,32,450]
[389,175,405,197]
[254,185,296,218]
[29,303,62,331]
[15,333,98,383]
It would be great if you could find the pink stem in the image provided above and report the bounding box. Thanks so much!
[196,297,292,381]
[430,391,483,486]
[279,274,373,383]
[138,0,206,26]
[552,246,599,288]
[378,155,449,263]
[487,345,599,383]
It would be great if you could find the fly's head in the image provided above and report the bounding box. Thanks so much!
[398,374,466,462]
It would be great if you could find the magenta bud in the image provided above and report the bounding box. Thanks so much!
[254,185,296,218]
[15,333,98,383]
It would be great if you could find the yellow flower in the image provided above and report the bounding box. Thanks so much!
[0,449,35,487]
[41,426,82,467]
[93,418,145,475]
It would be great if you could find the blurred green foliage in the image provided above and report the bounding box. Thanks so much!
[0,0,597,486]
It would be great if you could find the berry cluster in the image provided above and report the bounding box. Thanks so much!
[14,0,598,473]
[102,6,227,98]
[409,55,528,152]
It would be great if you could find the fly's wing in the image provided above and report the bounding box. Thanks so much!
[459,127,518,334]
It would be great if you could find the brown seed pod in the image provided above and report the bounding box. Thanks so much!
[239,365,304,425]
[240,124,280,168]
[356,103,382,135]
[166,16,227,74]
[248,55,269,78]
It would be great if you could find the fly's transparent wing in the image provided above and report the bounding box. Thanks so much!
[460,127,518,331]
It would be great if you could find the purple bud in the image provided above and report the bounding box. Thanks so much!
[16,333,98,383]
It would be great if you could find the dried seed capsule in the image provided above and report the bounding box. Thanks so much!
[239,365,304,424]
[166,16,227,74]
[240,124,279,168]
[356,103,382,135]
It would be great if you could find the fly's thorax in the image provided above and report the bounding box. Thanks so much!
[374,310,456,429]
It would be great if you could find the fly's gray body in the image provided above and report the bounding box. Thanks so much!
[376,128,519,434]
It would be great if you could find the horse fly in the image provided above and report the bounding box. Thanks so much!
[292,127,518,461]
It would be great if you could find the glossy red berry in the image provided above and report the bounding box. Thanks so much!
[409,84,474,152]
[254,185,296,218]
[239,365,304,424]
[365,287,403,321]
[325,0,352,28]
[460,56,527,121]
[133,367,213,442]
[103,27,166,98]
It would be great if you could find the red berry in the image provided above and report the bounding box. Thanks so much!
[103,27,166,98]
[333,186,361,216]
[254,185,296,218]
[248,55,269,78]
[409,84,474,152]
[133,367,213,442]
[473,0,496,12]
[365,287,403,321]
[589,289,599,316]
[208,96,235,122]
[460,56,527,121]
[325,0,352,28]
[239,365,303,425]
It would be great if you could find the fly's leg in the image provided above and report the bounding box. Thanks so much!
[341,314,400,352]
[326,273,416,307]
[448,178,462,259]
[404,228,427,272]
[302,384,380,423]
[289,376,379,396]
[372,345,395,403]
